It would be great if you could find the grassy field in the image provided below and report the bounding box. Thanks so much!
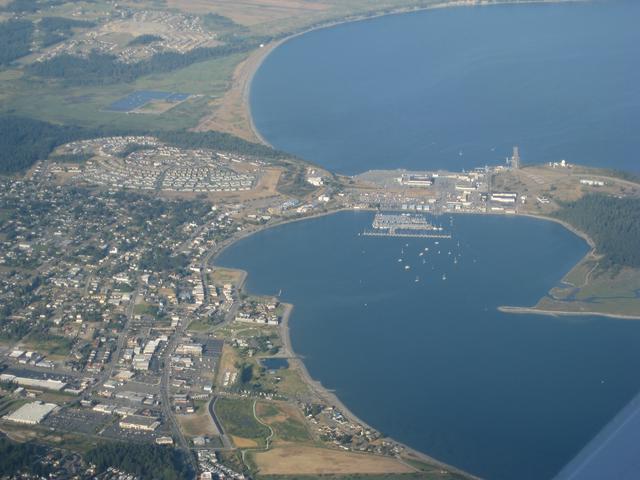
[0,53,244,131]
[22,334,73,356]
[255,401,311,443]
[251,445,414,476]
[177,400,220,438]
[215,397,271,447]
[0,422,102,453]
[535,266,640,317]
[133,302,159,316]
[257,475,467,480]
[211,267,246,287]
[0,396,28,417]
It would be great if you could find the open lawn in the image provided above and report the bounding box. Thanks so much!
[177,400,220,438]
[215,397,270,447]
[251,445,414,476]
[255,401,311,443]
[211,267,246,287]
[22,334,72,356]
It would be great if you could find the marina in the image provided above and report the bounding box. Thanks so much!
[364,213,452,238]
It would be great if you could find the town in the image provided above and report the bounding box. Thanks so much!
[54,136,258,193]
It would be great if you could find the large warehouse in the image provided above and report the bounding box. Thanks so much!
[3,401,58,425]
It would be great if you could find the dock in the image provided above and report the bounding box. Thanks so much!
[363,212,451,238]
[362,231,452,239]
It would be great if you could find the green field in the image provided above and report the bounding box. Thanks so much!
[537,266,640,317]
[256,402,311,443]
[0,53,245,131]
[23,333,73,356]
[215,397,271,446]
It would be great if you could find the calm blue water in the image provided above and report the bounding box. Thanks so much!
[261,358,289,370]
[217,212,640,480]
[105,90,189,112]
[251,0,640,174]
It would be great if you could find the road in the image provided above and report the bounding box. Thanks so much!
[208,396,233,449]
[159,314,199,475]
[86,285,140,399]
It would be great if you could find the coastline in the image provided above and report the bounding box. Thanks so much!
[209,203,632,477]
[234,0,590,144]
[212,0,607,475]
[498,305,640,321]
[211,208,480,478]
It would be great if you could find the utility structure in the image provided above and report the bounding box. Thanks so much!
[509,146,521,169]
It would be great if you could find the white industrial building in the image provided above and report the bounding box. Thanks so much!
[0,373,66,391]
[3,401,57,425]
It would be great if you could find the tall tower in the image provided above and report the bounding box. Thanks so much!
[511,146,521,169]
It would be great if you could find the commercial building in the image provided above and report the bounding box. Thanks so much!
[119,414,160,431]
[176,343,203,356]
[3,401,57,425]
[0,373,66,391]
[400,174,434,187]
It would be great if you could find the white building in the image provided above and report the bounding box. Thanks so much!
[3,401,57,425]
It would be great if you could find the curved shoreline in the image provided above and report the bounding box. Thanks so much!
[211,208,480,478]
[242,0,589,147]
[210,207,603,478]
[227,0,600,475]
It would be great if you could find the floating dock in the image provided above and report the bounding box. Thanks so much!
[362,230,452,239]
[363,213,451,238]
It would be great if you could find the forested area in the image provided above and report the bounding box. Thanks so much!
[0,19,34,65]
[0,437,51,476]
[0,116,121,174]
[553,194,640,268]
[155,129,290,162]
[38,16,95,46]
[85,442,193,480]
[27,36,269,85]
[127,33,163,46]
[0,15,94,66]
[2,0,66,12]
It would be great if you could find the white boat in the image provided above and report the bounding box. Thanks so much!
[405,265,410,270]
